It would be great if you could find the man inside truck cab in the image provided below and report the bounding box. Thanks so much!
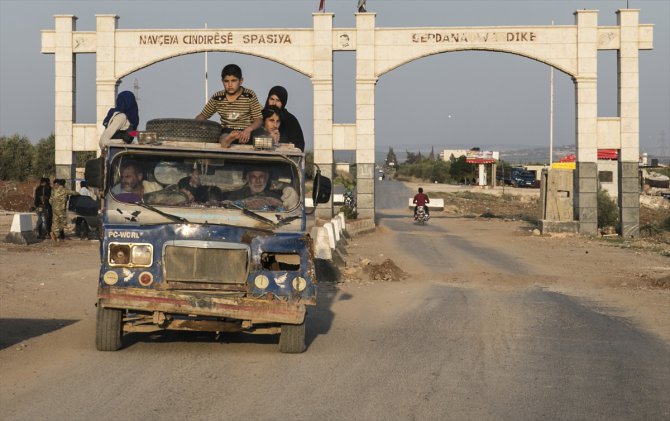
[111,160,162,202]
[225,167,299,211]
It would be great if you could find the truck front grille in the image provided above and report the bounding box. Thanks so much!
[164,241,249,284]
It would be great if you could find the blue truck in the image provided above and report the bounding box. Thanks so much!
[87,119,331,353]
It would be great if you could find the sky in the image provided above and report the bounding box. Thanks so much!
[1,0,668,158]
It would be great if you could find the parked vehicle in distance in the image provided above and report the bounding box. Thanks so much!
[497,167,537,188]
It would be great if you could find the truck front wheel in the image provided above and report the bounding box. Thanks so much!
[279,322,306,353]
[96,305,123,351]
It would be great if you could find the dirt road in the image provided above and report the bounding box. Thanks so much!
[1,189,669,419]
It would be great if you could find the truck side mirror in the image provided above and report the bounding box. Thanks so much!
[312,171,332,204]
[85,157,104,188]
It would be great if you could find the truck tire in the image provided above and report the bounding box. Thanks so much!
[145,118,221,143]
[279,322,306,353]
[96,305,123,351]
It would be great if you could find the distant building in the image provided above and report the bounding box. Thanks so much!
[439,149,500,162]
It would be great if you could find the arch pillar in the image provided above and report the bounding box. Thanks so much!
[95,15,120,142]
[617,9,641,238]
[53,15,77,181]
[312,13,335,221]
[574,10,599,236]
[355,12,377,219]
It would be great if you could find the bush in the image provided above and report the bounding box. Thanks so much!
[597,189,619,229]
[339,205,358,220]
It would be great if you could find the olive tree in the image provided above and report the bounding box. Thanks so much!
[0,134,35,181]
[33,134,56,178]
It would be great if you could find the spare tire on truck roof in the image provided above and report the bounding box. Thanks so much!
[145,118,221,143]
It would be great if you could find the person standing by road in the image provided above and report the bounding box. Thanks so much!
[196,64,263,147]
[413,187,430,220]
[49,179,79,243]
[264,85,305,151]
[33,177,52,239]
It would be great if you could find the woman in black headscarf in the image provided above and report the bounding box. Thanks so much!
[99,91,140,148]
[264,86,305,151]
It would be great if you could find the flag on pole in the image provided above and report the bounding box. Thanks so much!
[318,0,325,12]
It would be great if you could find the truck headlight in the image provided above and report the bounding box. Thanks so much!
[131,245,153,266]
[108,243,153,267]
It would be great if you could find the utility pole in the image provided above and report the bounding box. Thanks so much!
[205,23,209,103]
[549,20,554,166]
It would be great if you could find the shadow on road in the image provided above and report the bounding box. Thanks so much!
[0,318,78,350]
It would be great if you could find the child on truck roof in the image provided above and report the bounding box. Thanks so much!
[195,64,263,147]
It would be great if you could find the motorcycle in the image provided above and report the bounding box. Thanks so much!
[414,205,428,225]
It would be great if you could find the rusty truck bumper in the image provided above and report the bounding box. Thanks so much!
[98,286,305,325]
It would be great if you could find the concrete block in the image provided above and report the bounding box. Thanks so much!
[576,162,598,177]
[619,193,639,208]
[620,177,640,193]
[324,222,336,249]
[338,213,346,231]
[577,191,598,209]
[311,227,332,260]
[5,213,38,245]
[619,161,639,175]
[578,178,598,194]
[330,218,340,241]
[356,208,374,220]
[579,221,598,236]
[539,220,579,234]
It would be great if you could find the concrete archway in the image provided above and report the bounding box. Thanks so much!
[41,9,653,236]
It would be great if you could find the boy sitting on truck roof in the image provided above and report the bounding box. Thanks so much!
[195,64,263,147]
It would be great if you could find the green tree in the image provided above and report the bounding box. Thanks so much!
[0,134,35,181]
[449,155,475,184]
[385,147,398,168]
[33,134,56,178]
[597,188,619,229]
[304,150,314,179]
[428,146,435,161]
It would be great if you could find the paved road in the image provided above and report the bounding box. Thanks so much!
[1,182,669,420]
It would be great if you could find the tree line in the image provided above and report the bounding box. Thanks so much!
[385,147,479,184]
[0,134,95,181]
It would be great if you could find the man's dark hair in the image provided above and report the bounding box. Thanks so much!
[221,64,242,79]
[262,106,282,122]
[40,177,50,184]
[418,187,423,193]
[120,160,144,177]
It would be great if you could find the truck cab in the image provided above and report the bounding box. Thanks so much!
[89,123,330,353]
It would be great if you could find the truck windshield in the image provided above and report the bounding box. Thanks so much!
[109,154,300,212]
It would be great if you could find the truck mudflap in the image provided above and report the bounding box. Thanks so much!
[98,286,305,325]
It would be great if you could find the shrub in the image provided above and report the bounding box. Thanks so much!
[339,205,358,220]
[597,189,619,229]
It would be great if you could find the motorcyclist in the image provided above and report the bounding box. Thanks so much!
[413,187,430,220]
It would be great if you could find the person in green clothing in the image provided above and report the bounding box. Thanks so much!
[49,179,79,243]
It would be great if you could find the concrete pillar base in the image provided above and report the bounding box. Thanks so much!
[56,164,76,183]
[619,161,640,238]
[539,220,579,235]
[576,162,598,236]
